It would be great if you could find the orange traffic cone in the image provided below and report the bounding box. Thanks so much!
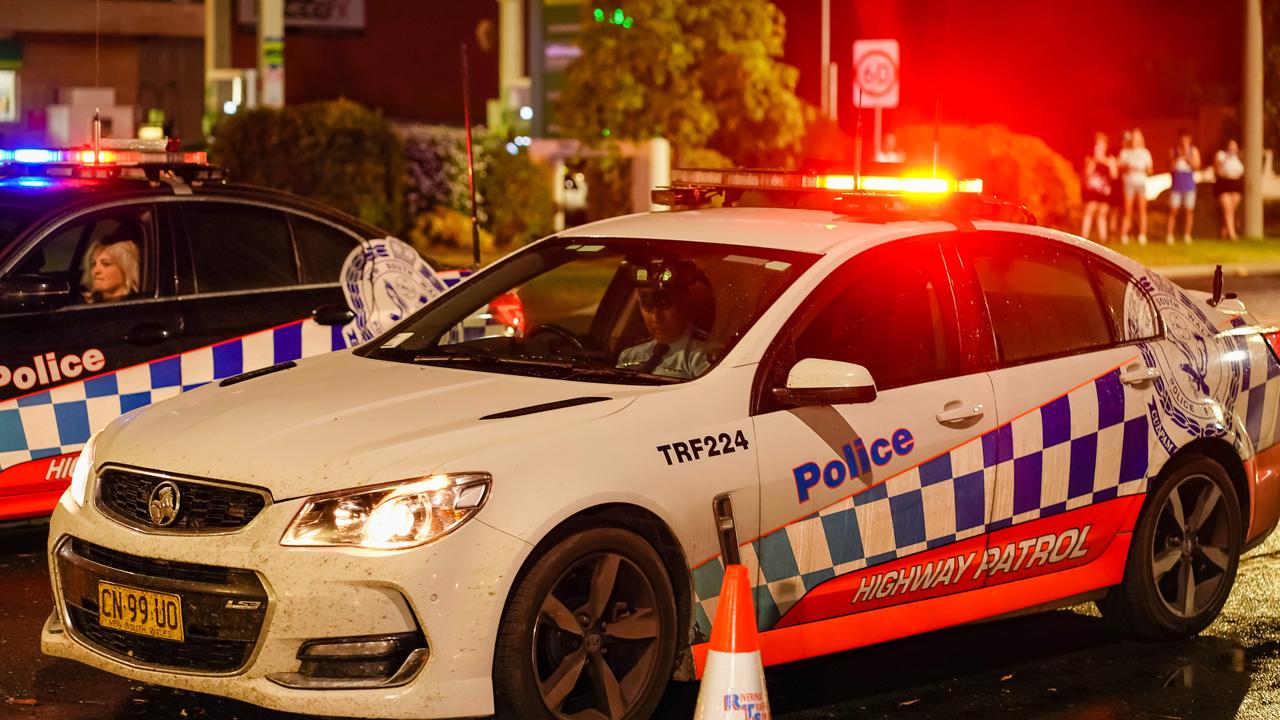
[693,564,771,720]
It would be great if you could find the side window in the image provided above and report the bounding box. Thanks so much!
[963,234,1113,365]
[792,240,962,390]
[14,206,156,304]
[292,215,361,284]
[184,203,297,293]
[1091,260,1161,342]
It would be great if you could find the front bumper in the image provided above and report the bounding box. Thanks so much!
[40,489,531,719]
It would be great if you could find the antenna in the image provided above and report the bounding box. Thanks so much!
[853,88,863,190]
[460,43,481,269]
[95,0,101,159]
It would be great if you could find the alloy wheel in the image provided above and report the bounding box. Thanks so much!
[532,552,663,719]
[1151,473,1233,619]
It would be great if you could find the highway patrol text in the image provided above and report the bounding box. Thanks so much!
[852,525,1092,604]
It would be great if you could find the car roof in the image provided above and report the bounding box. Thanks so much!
[0,175,387,237]
[559,206,961,254]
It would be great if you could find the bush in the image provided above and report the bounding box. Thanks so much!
[477,134,555,248]
[404,206,497,258]
[583,152,634,223]
[212,99,405,232]
[400,125,554,249]
[895,124,1081,230]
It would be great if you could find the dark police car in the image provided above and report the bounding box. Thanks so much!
[0,144,470,522]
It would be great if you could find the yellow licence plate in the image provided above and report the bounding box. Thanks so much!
[97,581,185,642]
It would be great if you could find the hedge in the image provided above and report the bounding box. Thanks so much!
[211,99,406,232]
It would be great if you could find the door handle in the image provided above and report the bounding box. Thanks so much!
[124,323,171,346]
[1119,365,1161,387]
[936,402,985,425]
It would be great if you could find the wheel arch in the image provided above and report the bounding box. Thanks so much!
[500,502,698,681]
[1155,437,1250,540]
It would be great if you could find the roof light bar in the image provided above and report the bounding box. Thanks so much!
[668,168,983,196]
[0,147,207,166]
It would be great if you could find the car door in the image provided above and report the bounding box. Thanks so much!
[749,235,998,632]
[173,202,353,385]
[0,202,180,518]
[956,231,1162,595]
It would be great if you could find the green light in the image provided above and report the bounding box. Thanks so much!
[612,8,624,24]
[602,128,611,137]
[622,16,633,28]
[593,7,604,22]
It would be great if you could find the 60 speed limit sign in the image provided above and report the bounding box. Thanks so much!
[853,39,900,109]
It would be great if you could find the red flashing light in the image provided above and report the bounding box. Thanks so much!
[668,168,983,197]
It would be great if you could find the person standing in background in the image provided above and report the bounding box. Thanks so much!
[1214,139,1245,241]
[1166,129,1201,244]
[1081,132,1118,242]
[1119,128,1153,245]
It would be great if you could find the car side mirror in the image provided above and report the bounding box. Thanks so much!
[312,304,355,326]
[772,358,878,407]
[0,275,71,312]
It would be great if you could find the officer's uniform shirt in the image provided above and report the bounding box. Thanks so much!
[617,327,711,379]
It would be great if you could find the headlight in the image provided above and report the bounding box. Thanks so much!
[68,431,100,507]
[281,473,491,550]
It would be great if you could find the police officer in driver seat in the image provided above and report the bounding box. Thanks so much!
[616,261,711,380]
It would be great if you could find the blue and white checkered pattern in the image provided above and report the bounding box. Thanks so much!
[1228,328,1280,453]
[691,365,1158,636]
[0,318,349,473]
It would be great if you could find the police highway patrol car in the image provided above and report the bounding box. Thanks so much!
[0,143,491,523]
[41,168,1280,719]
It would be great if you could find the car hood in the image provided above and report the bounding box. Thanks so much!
[98,351,640,500]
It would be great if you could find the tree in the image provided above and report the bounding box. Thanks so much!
[212,99,405,232]
[559,0,805,166]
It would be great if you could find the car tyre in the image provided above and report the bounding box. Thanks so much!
[1097,455,1241,639]
[493,527,678,720]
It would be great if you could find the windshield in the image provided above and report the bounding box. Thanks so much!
[360,237,817,384]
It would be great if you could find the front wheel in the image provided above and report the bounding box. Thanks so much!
[1098,455,1241,638]
[493,527,678,720]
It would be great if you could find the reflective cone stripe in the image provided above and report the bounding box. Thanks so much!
[694,565,771,720]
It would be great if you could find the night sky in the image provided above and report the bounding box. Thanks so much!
[774,0,1246,161]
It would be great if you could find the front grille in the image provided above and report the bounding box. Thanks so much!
[96,468,268,532]
[58,540,268,674]
[70,538,233,585]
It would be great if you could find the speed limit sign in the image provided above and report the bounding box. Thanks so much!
[853,39,899,109]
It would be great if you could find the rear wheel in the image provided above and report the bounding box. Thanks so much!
[1098,455,1241,638]
[493,527,677,720]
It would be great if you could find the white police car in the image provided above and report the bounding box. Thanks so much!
[0,143,491,523]
[41,169,1280,719]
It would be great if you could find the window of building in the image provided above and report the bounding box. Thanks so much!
[0,70,17,123]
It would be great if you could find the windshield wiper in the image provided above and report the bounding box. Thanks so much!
[563,366,686,384]
[412,351,686,384]
[413,351,574,370]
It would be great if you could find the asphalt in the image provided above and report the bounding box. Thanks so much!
[5,523,1280,719]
